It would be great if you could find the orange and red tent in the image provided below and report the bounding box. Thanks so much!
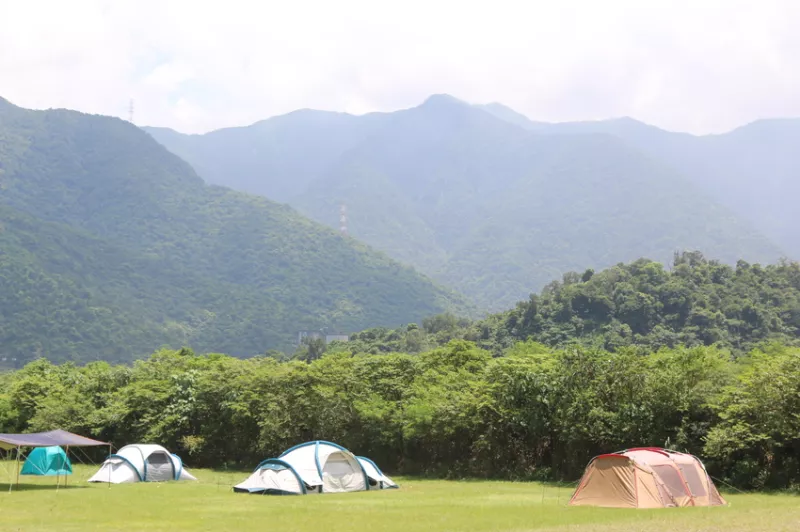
[569,447,727,508]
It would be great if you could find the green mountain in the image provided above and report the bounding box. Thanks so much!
[145,95,784,311]
[0,98,469,365]
[477,104,800,260]
[145,110,388,203]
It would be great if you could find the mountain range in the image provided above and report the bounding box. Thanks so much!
[0,97,468,365]
[145,95,790,310]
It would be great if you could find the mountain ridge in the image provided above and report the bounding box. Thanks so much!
[144,95,786,310]
[0,98,471,365]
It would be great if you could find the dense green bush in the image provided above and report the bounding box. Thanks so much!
[2,341,797,489]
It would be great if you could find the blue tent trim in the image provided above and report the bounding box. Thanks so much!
[356,455,398,489]
[278,440,349,457]
[356,456,385,477]
[314,441,324,492]
[171,453,183,481]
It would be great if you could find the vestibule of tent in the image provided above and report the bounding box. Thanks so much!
[21,446,72,477]
[234,441,397,495]
[88,444,196,484]
[569,447,726,508]
[357,456,398,490]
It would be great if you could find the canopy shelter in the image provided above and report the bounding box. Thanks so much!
[569,447,727,508]
[1,430,109,491]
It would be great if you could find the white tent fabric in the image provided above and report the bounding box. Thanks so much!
[234,441,396,495]
[233,459,305,494]
[88,444,196,484]
[281,441,367,493]
[357,456,398,489]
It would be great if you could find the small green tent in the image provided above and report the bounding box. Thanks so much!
[21,446,72,476]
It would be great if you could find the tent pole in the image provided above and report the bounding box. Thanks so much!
[65,446,69,487]
[108,444,112,488]
[6,449,12,493]
[14,446,21,489]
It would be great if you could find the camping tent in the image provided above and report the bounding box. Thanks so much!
[88,444,196,483]
[569,447,727,508]
[234,440,396,495]
[357,456,398,489]
[21,446,72,476]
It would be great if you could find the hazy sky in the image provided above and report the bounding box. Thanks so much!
[1,0,798,134]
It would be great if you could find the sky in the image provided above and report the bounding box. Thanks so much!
[1,0,798,134]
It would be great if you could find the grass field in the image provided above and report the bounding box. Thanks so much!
[0,464,797,531]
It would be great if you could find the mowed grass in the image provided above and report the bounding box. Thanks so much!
[0,464,797,532]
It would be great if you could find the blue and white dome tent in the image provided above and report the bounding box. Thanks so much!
[234,440,397,495]
[88,444,196,483]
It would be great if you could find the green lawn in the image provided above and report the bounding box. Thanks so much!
[0,465,797,531]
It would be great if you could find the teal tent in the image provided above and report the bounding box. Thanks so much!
[21,446,72,476]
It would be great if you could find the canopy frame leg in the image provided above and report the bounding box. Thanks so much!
[64,445,69,487]
[14,446,21,490]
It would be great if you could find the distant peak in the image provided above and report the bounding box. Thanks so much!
[420,94,469,108]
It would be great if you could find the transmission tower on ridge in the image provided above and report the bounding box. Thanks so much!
[128,99,135,124]
[340,204,348,235]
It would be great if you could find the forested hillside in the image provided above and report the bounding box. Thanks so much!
[338,253,800,357]
[0,98,468,365]
[146,95,784,310]
[1,341,797,489]
[478,102,800,260]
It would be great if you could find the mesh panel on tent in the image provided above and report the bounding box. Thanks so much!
[651,465,690,499]
[679,465,707,496]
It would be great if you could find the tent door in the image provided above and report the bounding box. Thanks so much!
[145,451,174,482]
[321,452,364,492]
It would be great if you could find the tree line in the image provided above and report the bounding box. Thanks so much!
[1,341,797,490]
[336,252,800,358]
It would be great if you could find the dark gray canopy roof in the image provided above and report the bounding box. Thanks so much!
[0,429,108,450]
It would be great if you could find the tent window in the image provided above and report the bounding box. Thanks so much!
[679,466,707,496]
[652,465,690,497]
[261,462,288,472]
[147,452,170,465]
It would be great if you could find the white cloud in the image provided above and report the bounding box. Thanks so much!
[1,0,798,133]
